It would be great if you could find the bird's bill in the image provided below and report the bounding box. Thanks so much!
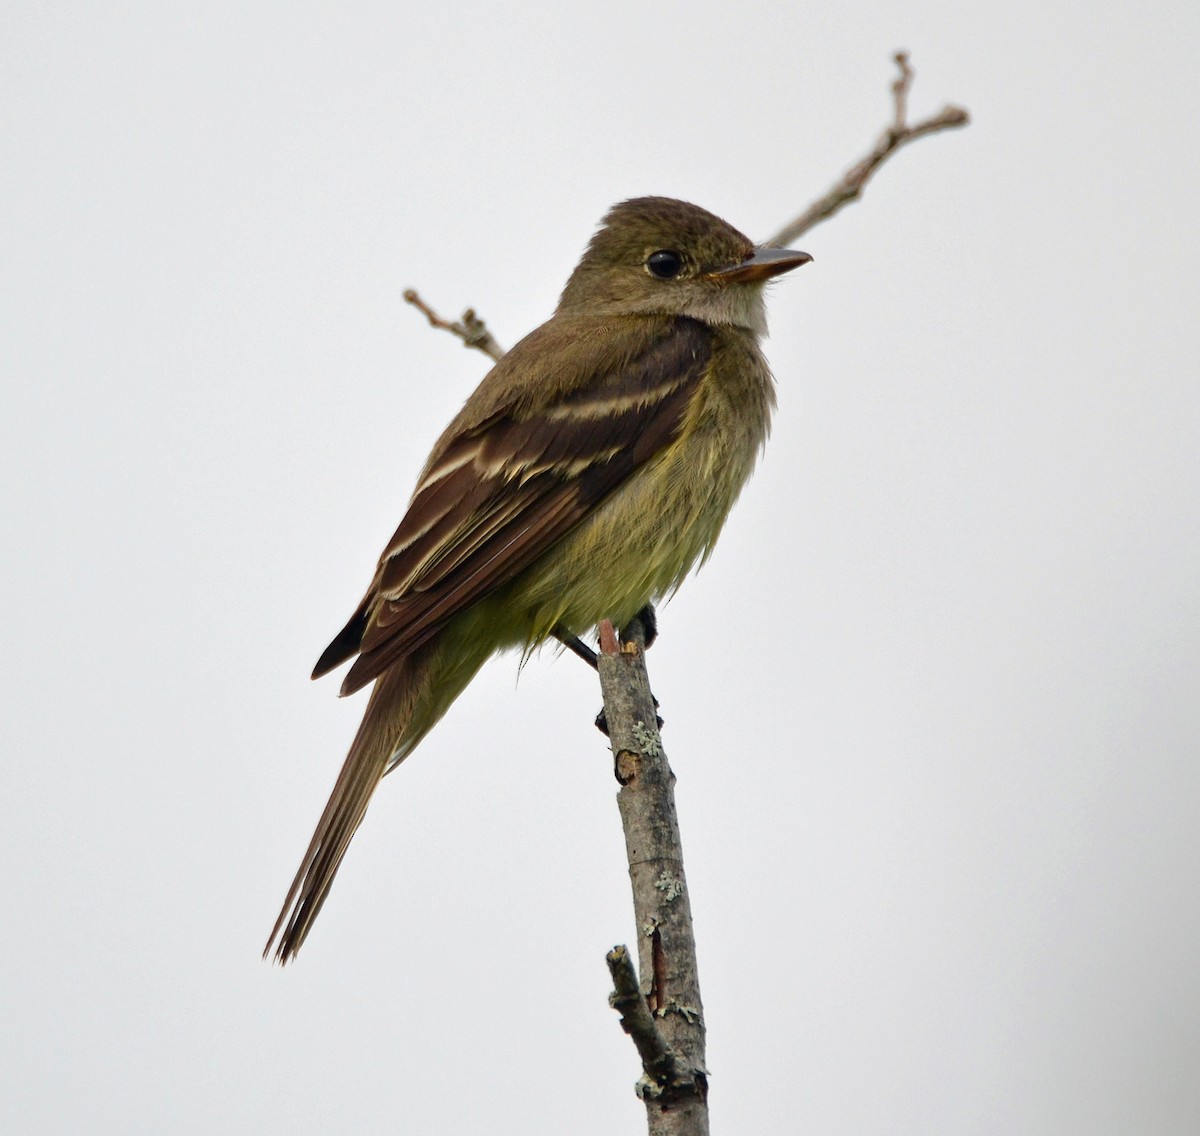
[705,246,813,284]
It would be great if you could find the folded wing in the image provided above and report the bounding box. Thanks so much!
[316,315,712,695]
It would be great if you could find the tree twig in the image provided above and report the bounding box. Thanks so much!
[401,289,505,361]
[607,946,693,1099]
[400,51,969,1133]
[406,53,968,365]
[585,54,967,1131]
[892,49,914,129]
[597,618,708,1136]
[763,51,969,248]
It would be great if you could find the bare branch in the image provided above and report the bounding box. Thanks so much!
[597,619,709,1135]
[607,945,694,1101]
[764,52,969,248]
[388,46,970,1136]
[892,49,914,128]
[401,288,505,361]
[406,53,967,359]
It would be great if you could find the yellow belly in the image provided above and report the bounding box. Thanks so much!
[491,336,773,647]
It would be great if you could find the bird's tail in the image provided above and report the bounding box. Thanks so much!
[265,631,490,963]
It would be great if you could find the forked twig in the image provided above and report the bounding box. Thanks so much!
[401,289,505,361]
[406,53,968,362]
[764,52,969,247]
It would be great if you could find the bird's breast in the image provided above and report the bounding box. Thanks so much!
[496,327,776,642]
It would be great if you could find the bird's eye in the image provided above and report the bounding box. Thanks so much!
[645,250,685,279]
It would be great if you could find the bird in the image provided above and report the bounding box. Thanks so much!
[265,196,811,962]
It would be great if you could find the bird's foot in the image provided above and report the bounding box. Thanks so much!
[556,615,662,736]
[631,603,658,649]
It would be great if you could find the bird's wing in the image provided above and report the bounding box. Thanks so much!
[317,315,712,695]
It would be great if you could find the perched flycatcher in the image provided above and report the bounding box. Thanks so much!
[266,197,810,961]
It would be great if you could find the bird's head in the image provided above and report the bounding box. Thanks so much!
[557,196,811,333]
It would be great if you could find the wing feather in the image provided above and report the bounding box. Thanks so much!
[323,316,712,695]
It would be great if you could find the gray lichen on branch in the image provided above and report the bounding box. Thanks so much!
[606,946,698,1103]
[597,622,710,1133]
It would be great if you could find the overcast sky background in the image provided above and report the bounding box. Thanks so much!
[4,2,1199,1133]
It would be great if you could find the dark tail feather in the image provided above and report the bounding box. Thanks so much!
[265,662,412,963]
[312,604,370,680]
[270,621,493,963]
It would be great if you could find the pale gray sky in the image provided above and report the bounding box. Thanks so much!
[4,2,1199,1133]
